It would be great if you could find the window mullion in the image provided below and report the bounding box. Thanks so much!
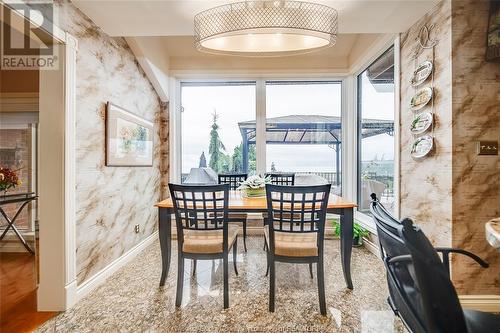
[256,79,266,176]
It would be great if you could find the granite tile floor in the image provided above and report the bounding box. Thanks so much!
[36,237,405,332]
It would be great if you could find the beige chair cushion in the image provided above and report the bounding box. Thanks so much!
[264,225,318,257]
[182,225,239,254]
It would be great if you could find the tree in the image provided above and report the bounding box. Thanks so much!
[219,154,231,173]
[208,111,226,172]
[248,144,257,173]
[231,144,243,172]
[230,143,257,173]
[271,162,277,172]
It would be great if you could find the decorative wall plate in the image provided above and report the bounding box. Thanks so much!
[411,135,434,160]
[411,87,433,111]
[410,60,433,87]
[410,111,433,135]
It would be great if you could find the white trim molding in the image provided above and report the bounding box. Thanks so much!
[75,231,158,302]
[64,32,78,309]
[37,31,79,311]
[459,295,500,313]
[169,78,182,183]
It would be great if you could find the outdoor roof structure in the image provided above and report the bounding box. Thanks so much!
[238,115,394,145]
[237,115,394,178]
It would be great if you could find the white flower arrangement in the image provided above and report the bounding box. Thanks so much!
[237,175,271,190]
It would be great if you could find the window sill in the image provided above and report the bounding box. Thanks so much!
[354,210,377,235]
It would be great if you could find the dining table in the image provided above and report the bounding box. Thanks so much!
[155,190,357,289]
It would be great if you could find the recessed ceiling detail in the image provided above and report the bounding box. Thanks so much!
[194,1,338,57]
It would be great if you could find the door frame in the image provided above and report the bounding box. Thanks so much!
[5,4,80,311]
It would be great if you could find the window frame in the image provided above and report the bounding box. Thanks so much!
[263,80,344,184]
[173,77,345,182]
[179,80,258,177]
[353,40,400,232]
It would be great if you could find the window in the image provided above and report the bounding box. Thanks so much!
[178,80,343,189]
[180,82,256,184]
[265,81,342,193]
[357,46,395,214]
[0,124,37,231]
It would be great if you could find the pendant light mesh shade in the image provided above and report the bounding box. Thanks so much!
[194,1,338,56]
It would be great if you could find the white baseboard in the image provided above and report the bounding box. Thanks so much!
[459,295,500,313]
[362,237,381,258]
[65,280,78,310]
[75,231,158,303]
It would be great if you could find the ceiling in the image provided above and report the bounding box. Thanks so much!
[72,0,440,37]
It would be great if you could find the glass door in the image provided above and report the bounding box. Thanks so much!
[357,46,395,214]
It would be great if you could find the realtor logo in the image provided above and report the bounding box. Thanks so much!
[1,1,58,70]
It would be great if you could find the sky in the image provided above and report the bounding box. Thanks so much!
[181,78,394,174]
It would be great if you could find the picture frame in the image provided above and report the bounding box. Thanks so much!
[486,1,499,62]
[105,102,154,167]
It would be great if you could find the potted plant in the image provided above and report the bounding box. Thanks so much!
[0,167,22,195]
[331,220,369,247]
[237,175,271,197]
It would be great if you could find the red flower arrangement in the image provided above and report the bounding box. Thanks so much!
[0,167,22,192]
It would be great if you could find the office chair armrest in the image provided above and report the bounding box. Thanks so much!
[434,247,489,276]
[386,254,413,265]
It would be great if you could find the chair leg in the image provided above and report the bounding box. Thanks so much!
[269,256,275,312]
[233,237,239,276]
[317,259,326,316]
[175,256,185,307]
[309,263,314,279]
[263,218,268,251]
[265,251,270,277]
[192,259,197,276]
[242,221,247,252]
[223,254,229,309]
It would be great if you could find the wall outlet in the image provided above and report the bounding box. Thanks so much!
[134,224,140,233]
[477,141,498,155]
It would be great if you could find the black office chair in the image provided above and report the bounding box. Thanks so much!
[370,193,424,330]
[370,194,497,333]
[169,183,239,309]
[264,184,331,315]
[218,173,248,252]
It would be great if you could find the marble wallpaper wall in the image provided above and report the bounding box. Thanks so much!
[400,0,499,295]
[399,0,453,247]
[450,0,500,295]
[54,0,165,284]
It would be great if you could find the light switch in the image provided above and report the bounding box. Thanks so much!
[477,141,498,155]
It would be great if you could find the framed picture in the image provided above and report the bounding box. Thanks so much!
[486,1,499,62]
[105,102,154,166]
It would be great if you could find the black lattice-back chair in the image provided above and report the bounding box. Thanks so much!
[264,184,331,315]
[262,173,296,234]
[370,194,495,332]
[218,173,247,190]
[169,183,239,309]
[218,173,248,251]
[266,173,295,186]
